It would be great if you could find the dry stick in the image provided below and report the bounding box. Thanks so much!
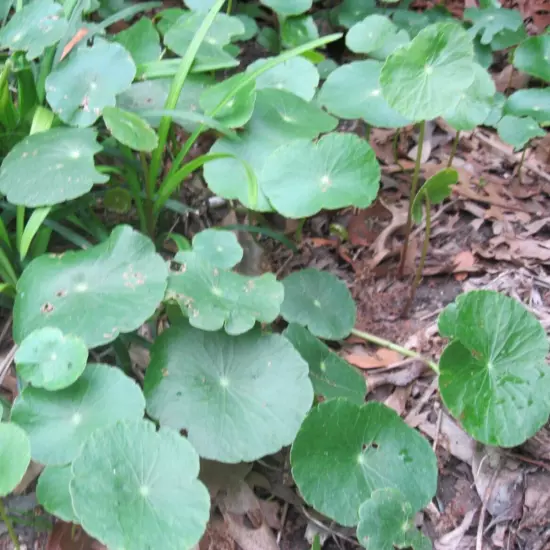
[0,499,20,550]
[350,327,439,374]
[397,120,425,278]
[403,194,431,317]
[447,131,460,168]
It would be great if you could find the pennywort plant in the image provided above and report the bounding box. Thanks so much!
[0,1,548,549]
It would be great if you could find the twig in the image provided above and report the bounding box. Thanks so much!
[0,315,12,344]
[476,464,501,550]
[432,406,443,453]
[0,345,17,386]
[276,502,289,546]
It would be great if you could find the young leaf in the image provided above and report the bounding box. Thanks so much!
[46,39,136,127]
[319,60,411,128]
[260,0,312,16]
[496,115,545,150]
[71,420,210,550]
[246,57,320,101]
[0,0,68,61]
[167,251,283,335]
[0,422,31,496]
[411,168,458,223]
[346,15,397,54]
[357,489,432,550]
[36,465,77,523]
[102,106,158,152]
[464,7,523,45]
[14,225,168,348]
[262,132,380,218]
[291,399,438,526]
[0,127,108,207]
[191,228,243,269]
[281,15,319,49]
[11,364,145,465]
[439,290,550,447]
[280,269,356,340]
[380,22,475,121]
[442,63,496,131]
[504,88,550,125]
[15,327,88,391]
[284,323,366,405]
[144,325,313,462]
[113,18,161,65]
[513,34,550,82]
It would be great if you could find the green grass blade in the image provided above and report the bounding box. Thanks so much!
[20,206,51,261]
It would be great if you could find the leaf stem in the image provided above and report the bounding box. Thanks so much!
[403,195,431,317]
[140,152,156,237]
[350,327,439,374]
[398,120,425,279]
[15,206,24,252]
[0,499,20,550]
[447,131,460,168]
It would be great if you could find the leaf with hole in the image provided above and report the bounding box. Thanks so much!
[280,269,356,340]
[144,324,312,462]
[504,88,550,125]
[439,290,550,447]
[190,229,243,269]
[37,465,76,523]
[71,419,210,550]
[442,63,495,131]
[0,0,68,60]
[284,323,365,405]
[291,399,438,526]
[319,60,411,128]
[15,327,88,391]
[0,422,31,496]
[262,132,380,219]
[357,489,432,550]
[411,168,458,223]
[464,7,523,45]
[167,251,283,335]
[46,39,136,127]
[513,34,550,83]
[113,18,161,64]
[0,127,108,207]
[102,106,158,152]
[380,22,475,121]
[14,225,168,348]
[496,115,545,149]
[11,364,145,465]
[260,0,312,16]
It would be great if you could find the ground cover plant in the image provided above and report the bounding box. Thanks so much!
[0,0,548,548]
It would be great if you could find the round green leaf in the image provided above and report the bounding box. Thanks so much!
[71,420,210,550]
[380,22,475,121]
[496,115,545,150]
[281,15,319,49]
[514,34,550,83]
[167,251,283,335]
[204,89,336,211]
[490,25,527,51]
[104,187,132,213]
[262,133,380,219]
[370,29,410,61]
[346,15,396,54]
[14,225,168,348]
[280,269,356,340]
[15,327,88,391]
[46,39,136,127]
[411,168,458,223]
[185,0,217,9]
[334,0,377,27]
[0,127,108,207]
[439,290,550,447]
[0,0,68,61]
[464,7,523,45]
[443,63,495,131]
[357,489,432,550]
[437,301,458,339]
[504,88,550,125]
[11,364,145,465]
[144,325,313,462]
[191,229,243,269]
[0,422,31,497]
[37,465,77,523]
[103,106,158,152]
[474,36,493,68]
[284,323,365,405]
[246,57,319,101]
[260,0,312,16]
[291,399,438,526]
[483,91,505,127]
[319,61,411,128]
[113,18,161,65]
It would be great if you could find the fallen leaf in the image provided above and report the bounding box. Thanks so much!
[345,347,402,369]
[60,28,89,62]
[434,509,477,550]
[222,512,279,550]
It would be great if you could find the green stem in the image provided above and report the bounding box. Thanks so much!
[447,131,460,168]
[517,147,526,184]
[403,195,431,317]
[392,129,402,167]
[226,0,233,13]
[365,124,371,142]
[16,0,23,11]
[397,120,425,279]
[122,148,147,235]
[351,327,439,374]
[295,218,306,242]
[15,206,24,251]
[140,152,155,237]
[0,499,20,550]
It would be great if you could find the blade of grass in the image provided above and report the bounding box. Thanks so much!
[43,219,92,249]
[19,206,51,261]
[222,224,298,253]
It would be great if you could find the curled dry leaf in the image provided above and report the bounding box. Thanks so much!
[345,347,402,369]
[60,28,89,61]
